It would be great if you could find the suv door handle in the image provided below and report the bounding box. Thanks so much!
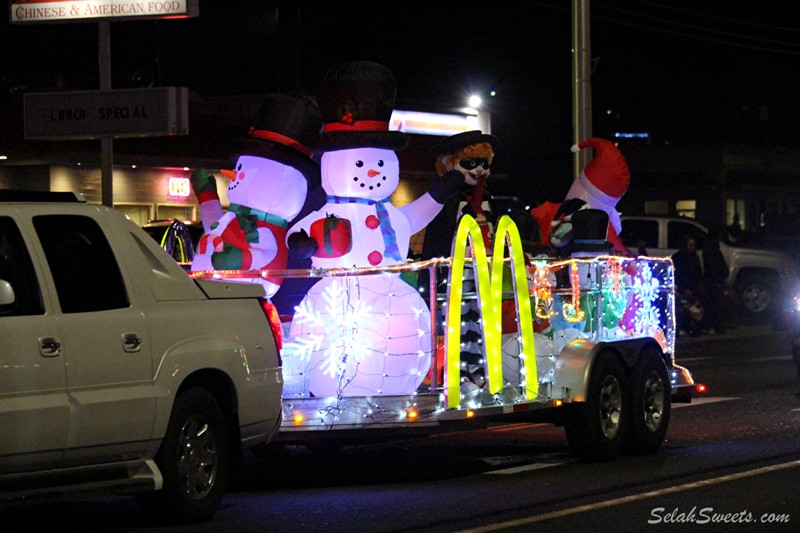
[122,333,143,353]
[39,336,62,357]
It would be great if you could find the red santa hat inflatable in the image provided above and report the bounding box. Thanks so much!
[566,138,630,234]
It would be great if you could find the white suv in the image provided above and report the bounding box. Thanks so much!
[0,191,283,523]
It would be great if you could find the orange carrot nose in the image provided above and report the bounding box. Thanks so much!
[368,169,380,177]
[220,168,237,179]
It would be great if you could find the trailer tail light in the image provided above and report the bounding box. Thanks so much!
[259,298,283,360]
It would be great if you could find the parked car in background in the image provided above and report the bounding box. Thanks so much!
[0,192,282,523]
[142,219,203,264]
[620,215,797,321]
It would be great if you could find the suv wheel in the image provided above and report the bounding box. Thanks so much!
[137,387,231,524]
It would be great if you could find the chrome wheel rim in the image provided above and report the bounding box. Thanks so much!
[178,414,218,500]
[643,370,666,433]
[743,285,770,314]
[599,375,623,439]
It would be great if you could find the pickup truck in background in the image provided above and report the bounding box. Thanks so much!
[620,215,796,320]
[0,191,284,524]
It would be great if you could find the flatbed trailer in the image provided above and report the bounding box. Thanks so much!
[193,215,702,461]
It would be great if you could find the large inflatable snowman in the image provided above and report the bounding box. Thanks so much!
[283,61,463,398]
[190,93,323,298]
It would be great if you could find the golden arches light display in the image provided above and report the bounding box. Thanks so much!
[445,215,538,409]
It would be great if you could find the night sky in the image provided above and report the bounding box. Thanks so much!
[2,0,798,202]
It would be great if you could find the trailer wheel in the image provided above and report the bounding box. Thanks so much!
[564,351,628,462]
[623,348,671,455]
[137,387,230,524]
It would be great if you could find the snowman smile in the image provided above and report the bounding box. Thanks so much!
[354,175,387,190]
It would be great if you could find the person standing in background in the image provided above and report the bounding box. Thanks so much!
[701,227,729,334]
[672,234,704,337]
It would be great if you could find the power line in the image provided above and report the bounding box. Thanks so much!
[527,0,800,56]
[593,1,799,53]
[629,0,800,33]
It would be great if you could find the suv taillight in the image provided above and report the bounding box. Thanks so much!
[259,299,283,364]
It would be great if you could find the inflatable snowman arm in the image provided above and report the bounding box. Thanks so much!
[191,167,225,233]
[286,210,354,259]
[190,167,216,195]
[247,227,279,266]
[401,194,449,235]
[607,225,634,257]
[399,170,466,235]
[428,169,466,203]
[287,228,318,259]
[286,210,316,255]
[196,211,238,255]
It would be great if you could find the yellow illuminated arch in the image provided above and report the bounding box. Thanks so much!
[445,215,538,409]
[492,216,538,401]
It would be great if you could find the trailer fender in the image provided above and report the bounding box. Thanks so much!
[553,337,662,402]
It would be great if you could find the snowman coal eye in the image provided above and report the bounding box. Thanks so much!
[377,160,384,167]
[355,161,364,167]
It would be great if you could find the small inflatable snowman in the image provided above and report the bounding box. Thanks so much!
[530,138,632,257]
[190,93,323,298]
[283,62,463,398]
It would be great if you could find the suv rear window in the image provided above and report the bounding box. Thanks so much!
[33,215,129,313]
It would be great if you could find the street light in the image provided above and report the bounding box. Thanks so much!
[463,94,491,134]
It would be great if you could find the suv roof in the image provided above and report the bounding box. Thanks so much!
[0,190,86,203]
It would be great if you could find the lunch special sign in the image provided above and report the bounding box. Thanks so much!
[9,0,198,24]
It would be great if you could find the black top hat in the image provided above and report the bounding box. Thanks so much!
[311,61,409,153]
[560,208,613,255]
[430,130,499,157]
[228,93,323,187]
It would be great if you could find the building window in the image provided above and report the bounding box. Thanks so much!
[115,203,153,226]
[644,200,669,215]
[157,204,196,222]
[675,200,696,219]
[726,198,745,231]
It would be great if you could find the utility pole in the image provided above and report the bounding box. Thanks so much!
[572,0,593,177]
[99,21,113,207]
